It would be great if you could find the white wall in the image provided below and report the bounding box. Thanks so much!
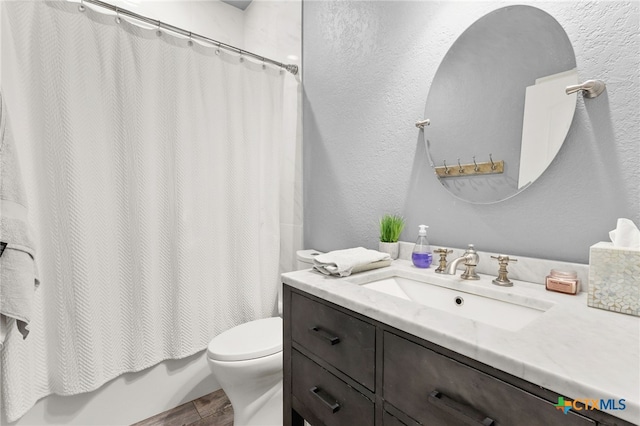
[244,0,303,274]
[1,1,301,424]
[1,1,4,84]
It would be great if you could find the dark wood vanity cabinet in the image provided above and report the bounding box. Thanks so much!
[283,285,635,426]
[290,291,376,391]
[383,332,593,426]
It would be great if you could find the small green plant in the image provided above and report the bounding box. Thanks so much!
[379,214,405,243]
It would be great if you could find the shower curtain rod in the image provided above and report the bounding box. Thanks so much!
[78,0,299,75]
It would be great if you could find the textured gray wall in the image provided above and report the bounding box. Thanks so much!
[303,1,639,264]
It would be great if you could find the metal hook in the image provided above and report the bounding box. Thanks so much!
[473,156,479,172]
[565,80,606,99]
[187,32,193,47]
[215,43,221,56]
[78,0,86,12]
[415,119,430,129]
[155,21,162,37]
[489,154,496,170]
[457,158,464,174]
[115,7,121,24]
[443,160,450,174]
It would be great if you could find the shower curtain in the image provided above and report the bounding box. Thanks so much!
[1,1,287,421]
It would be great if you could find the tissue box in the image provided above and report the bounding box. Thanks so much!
[588,242,640,316]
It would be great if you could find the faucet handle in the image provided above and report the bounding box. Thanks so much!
[434,248,453,274]
[491,255,518,287]
[490,254,518,263]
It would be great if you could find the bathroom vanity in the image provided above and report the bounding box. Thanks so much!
[282,261,639,426]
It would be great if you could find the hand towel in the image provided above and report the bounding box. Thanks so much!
[313,247,391,277]
[0,91,40,346]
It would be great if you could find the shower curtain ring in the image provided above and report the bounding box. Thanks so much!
[262,59,266,70]
[156,21,162,37]
[187,32,193,47]
[115,8,121,24]
[215,43,221,56]
[78,0,86,12]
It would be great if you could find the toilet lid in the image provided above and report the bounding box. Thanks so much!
[207,317,283,361]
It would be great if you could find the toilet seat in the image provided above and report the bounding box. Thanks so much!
[208,317,282,362]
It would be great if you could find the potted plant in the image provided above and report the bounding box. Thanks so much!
[378,214,405,259]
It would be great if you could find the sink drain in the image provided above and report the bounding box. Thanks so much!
[454,296,464,306]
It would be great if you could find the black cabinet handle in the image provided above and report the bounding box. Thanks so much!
[309,386,341,414]
[308,326,340,345]
[428,391,495,426]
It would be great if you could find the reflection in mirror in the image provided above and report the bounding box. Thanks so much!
[519,69,577,189]
[424,5,577,204]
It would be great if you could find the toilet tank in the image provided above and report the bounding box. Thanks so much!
[278,250,324,316]
[296,249,323,270]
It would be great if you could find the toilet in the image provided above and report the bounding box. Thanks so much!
[206,249,322,426]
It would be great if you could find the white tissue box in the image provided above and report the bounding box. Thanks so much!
[588,242,640,317]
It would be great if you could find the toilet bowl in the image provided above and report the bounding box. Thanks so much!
[206,249,322,426]
[207,317,283,426]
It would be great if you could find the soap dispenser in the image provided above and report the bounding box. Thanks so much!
[412,225,433,268]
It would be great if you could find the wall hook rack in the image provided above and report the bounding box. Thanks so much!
[435,156,504,178]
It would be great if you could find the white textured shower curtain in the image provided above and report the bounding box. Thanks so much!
[1,1,286,421]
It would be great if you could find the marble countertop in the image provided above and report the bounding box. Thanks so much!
[282,260,640,424]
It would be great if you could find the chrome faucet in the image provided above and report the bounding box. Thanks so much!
[444,244,480,280]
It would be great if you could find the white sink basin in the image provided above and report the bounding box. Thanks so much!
[361,275,554,331]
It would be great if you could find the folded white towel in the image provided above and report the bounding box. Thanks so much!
[313,247,391,277]
[0,91,40,346]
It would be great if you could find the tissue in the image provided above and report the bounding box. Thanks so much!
[608,218,640,249]
[588,218,640,317]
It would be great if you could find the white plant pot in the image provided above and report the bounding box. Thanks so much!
[378,241,399,260]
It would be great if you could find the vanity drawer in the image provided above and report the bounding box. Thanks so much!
[292,349,374,426]
[383,410,420,426]
[383,332,595,426]
[291,292,375,390]
[384,411,408,426]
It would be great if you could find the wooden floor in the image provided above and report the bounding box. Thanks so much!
[131,389,233,426]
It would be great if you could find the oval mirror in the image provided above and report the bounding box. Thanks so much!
[423,5,578,204]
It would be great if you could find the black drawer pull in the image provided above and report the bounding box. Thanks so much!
[308,326,340,345]
[309,386,341,413]
[428,391,495,426]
